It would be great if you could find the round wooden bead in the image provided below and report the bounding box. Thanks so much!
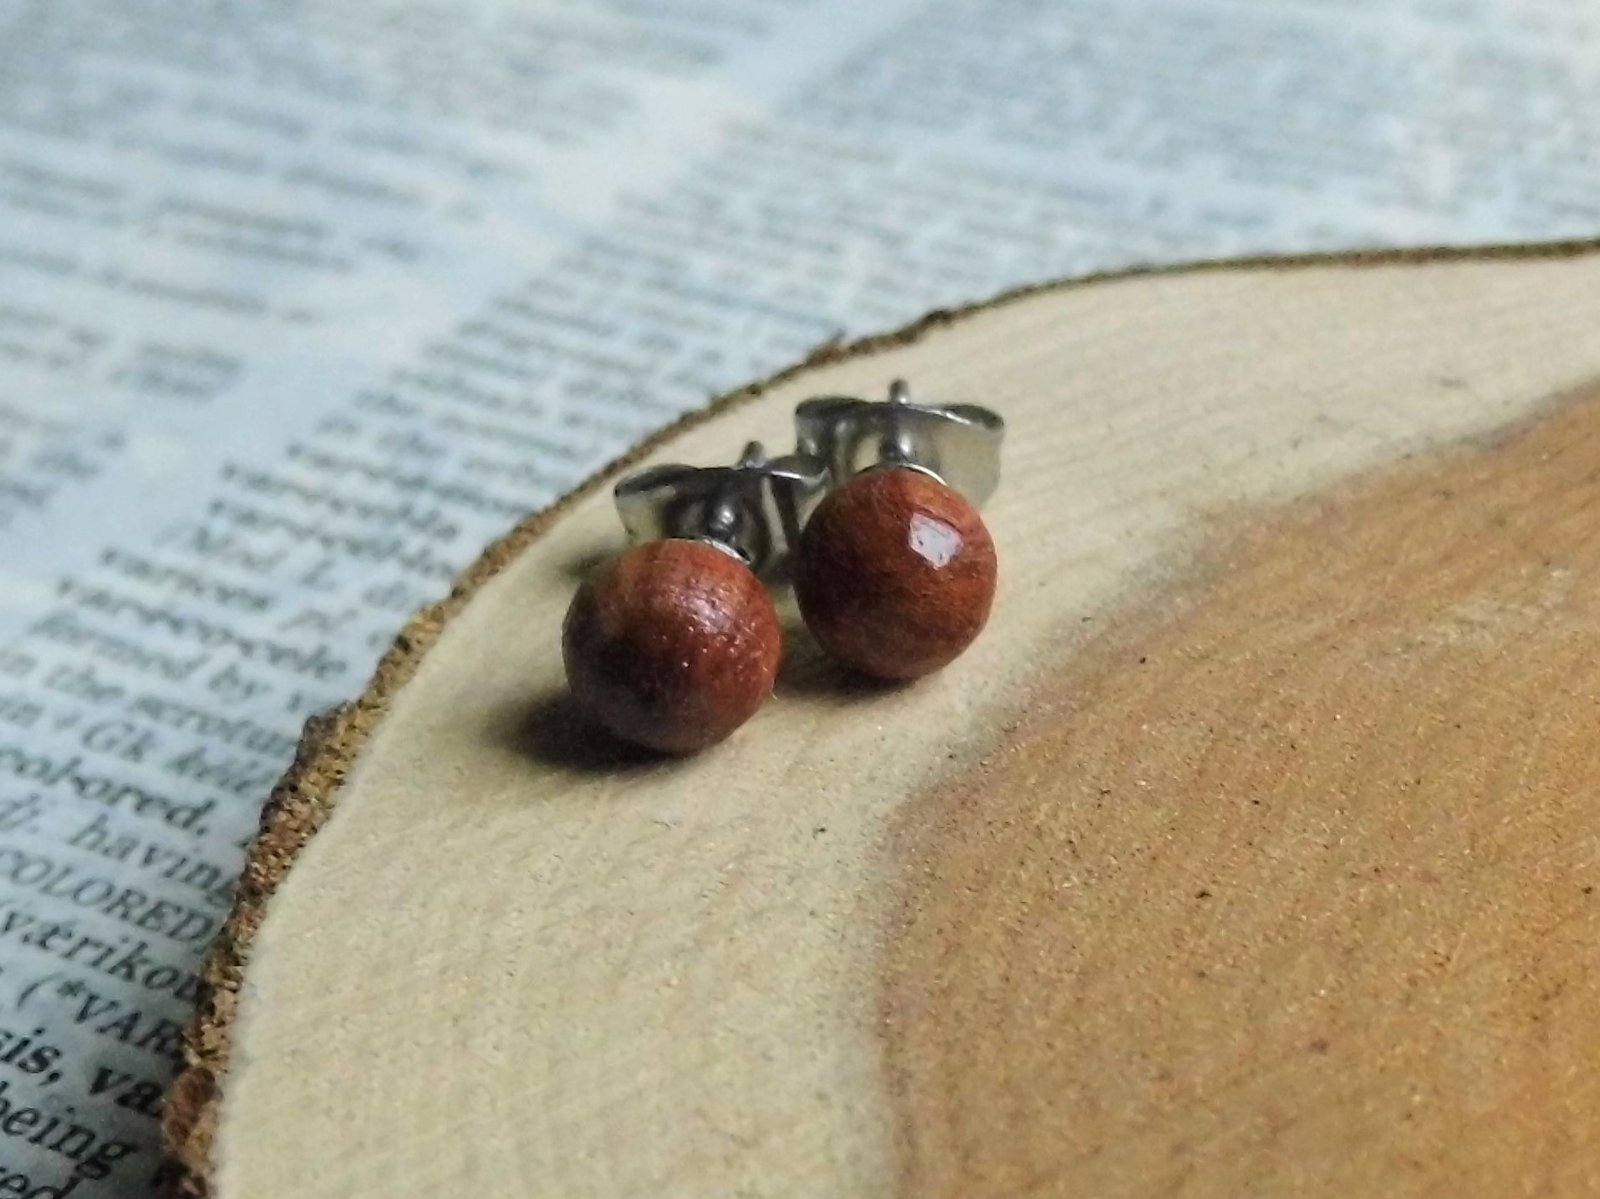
[562,538,781,753]
[793,467,997,681]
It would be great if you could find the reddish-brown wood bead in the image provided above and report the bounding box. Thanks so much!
[562,539,781,753]
[793,467,997,681]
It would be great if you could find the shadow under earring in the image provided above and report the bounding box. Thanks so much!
[791,380,1003,682]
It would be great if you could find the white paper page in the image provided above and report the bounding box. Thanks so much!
[1,0,1598,1193]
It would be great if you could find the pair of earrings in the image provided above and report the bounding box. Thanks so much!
[562,380,1004,753]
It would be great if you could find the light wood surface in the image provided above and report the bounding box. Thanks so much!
[168,245,1600,1197]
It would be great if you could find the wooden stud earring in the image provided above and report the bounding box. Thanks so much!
[791,379,1004,681]
[562,443,826,753]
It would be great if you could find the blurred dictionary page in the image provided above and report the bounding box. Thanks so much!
[1,0,1598,1192]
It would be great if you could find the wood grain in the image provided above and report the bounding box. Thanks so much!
[166,243,1600,1199]
[884,390,1600,1197]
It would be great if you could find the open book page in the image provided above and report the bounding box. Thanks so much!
[0,0,1596,1193]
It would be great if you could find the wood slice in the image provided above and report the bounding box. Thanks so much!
[167,244,1600,1198]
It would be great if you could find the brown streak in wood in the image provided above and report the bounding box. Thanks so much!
[881,384,1600,1199]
